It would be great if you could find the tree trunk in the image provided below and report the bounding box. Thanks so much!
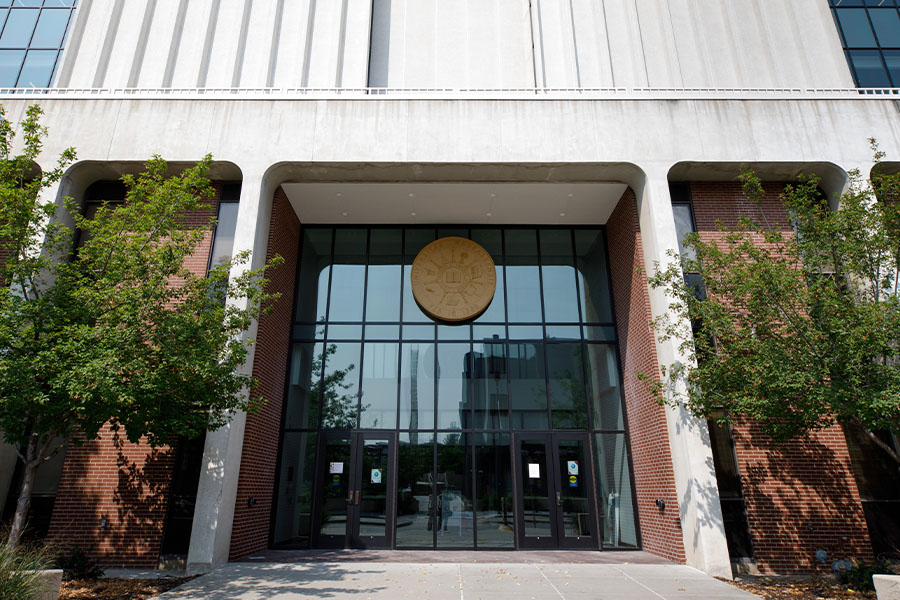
[851,418,900,466]
[7,437,41,546]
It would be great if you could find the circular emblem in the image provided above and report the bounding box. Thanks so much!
[410,237,496,322]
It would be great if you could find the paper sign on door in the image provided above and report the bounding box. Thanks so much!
[371,469,382,484]
[528,463,540,478]
[567,461,579,475]
[329,462,343,474]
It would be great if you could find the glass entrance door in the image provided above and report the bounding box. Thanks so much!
[514,433,597,549]
[313,432,395,548]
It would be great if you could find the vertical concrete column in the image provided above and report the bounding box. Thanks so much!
[187,166,274,573]
[635,168,732,579]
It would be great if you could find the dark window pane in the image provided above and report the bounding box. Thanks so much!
[329,229,367,321]
[473,324,505,341]
[470,229,505,323]
[519,438,552,537]
[296,229,331,324]
[272,432,317,546]
[475,433,514,547]
[540,229,580,322]
[16,48,54,86]
[508,325,542,340]
[509,342,548,429]
[437,324,470,341]
[505,229,542,322]
[399,342,434,429]
[575,230,613,323]
[850,49,891,85]
[0,9,38,48]
[545,325,580,340]
[396,431,435,548]
[593,433,638,548]
[403,228,436,322]
[436,433,473,547]
[707,418,743,498]
[320,342,361,429]
[318,436,352,537]
[472,342,509,430]
[358,437,392,537]
[585,344,624,430]
[401,324,434,340]
[359,342,399,429]
[364,324,400,339]
[547,343,589,429]
[884,49,900,84]
[870,8,900,45]
[365,229,401,322]
[436,343,470,429]
[284,343,324,430]
[30,8,69,47]
[327,324,363,340]
[0,48,23,85]
[838,9,878,46]
[209,201,239,268]
[582,326,616,342]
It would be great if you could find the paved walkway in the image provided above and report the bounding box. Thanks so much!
[155,558,760,599]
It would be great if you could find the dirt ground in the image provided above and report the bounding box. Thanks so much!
[725,576,877,600]
[58,577,195,600]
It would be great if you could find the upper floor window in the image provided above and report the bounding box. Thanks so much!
[830,0,900,87]
[0,0,76,89]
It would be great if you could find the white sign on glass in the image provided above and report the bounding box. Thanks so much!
[371,468,382,484]
[329,462,343,474]
[528,463,541,478]
[567,461,579,475]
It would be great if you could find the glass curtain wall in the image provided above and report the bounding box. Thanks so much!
[272,226,639,549]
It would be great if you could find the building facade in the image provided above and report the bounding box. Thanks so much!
[0,0,899,578]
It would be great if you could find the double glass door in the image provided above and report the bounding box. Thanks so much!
[313,432,395,548]
[514,433,597,549]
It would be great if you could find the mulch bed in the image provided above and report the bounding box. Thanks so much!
[724,576,876,600]
[58,577,195,600]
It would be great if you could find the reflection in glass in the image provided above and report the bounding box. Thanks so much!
[672,204,697,261]
[547,343,589,430]
[0,9,38,48]
[472,343,509,430]
[475,433,514,547]
[871,9,900,47]
[505,229,542,322]
[209,202,239,268]
[838,8,877,47]
[359,438,391,536]
[438,324,470,341]
[284,343,324,430]
[540,229,580,322]
[396,432,435,547]
[557,439,591,537]
[593,433,638,548]
[17,49,55,87]
[359,342,399,429]
[400,342,434,430]
[31,8,69,47]
[296,229,331,324]
[321,343,361,429]
[585,345,625,430]
[520,439,552,537]
[509,343,549,429]
[319,436,352,536]
[403,228,436,322]
[329,229,367,321]
[437,344,470,429]
[850,49,891,86]
[575,230,614,323]
[0,49,24,86]
[437,433,473,547]
[273,432,317,546]
[366,229,401,321]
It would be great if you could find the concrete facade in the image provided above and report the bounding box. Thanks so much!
[0,0,897,580]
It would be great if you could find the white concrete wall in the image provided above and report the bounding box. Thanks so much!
[55,0,855,89]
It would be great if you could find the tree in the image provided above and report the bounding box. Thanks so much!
[0,105,281,544]
[647,144,900,465]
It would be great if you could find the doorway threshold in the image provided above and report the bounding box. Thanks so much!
[255,549,672,565]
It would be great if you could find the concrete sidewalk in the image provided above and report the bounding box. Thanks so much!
[154,562,761,599]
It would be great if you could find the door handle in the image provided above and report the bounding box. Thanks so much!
[355,490,360,505]
[556,491,562,506]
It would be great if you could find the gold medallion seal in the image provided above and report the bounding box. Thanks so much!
[410,237,497,322]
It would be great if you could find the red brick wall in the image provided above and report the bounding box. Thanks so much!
[45,184,223,568]
[229,187,300,560]
[689,182,874,574]
[606,188,686,563]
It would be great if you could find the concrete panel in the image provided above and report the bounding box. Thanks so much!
[100,0,147,88]
[271,0,311,88]
[603,0,648,88]
[634,0,681,87]
[238,0,278,88]
[305,0,344,88]
[532,0,579,88]
[168,0,214,88]
[570,0,614,88]
[136,0,180,88]
[203,0,245,88]
[339,0,373,88]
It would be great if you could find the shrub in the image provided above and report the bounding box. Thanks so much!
[839,560,896,592]
[0,540,51,600]
[55,545,104,581]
